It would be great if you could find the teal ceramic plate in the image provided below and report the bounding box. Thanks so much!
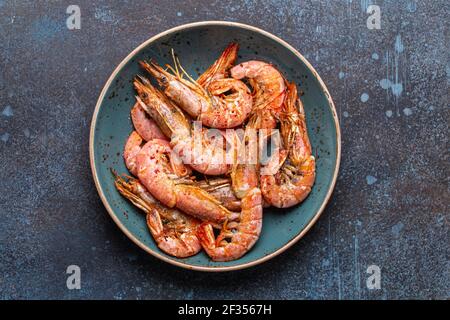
[90,21,341,271]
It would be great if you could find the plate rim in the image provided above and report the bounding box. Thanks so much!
[89,20,341,272]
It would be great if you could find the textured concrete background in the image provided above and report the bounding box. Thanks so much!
[0,0,448,299]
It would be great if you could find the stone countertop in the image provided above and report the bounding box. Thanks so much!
[0,0,448,299]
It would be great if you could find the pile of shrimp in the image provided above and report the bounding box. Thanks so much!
[112,43,315,261]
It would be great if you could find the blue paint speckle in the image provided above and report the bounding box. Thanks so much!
[360,93,369,103]
[177,12,183,17]
[339,71,345,79]
[322,259,330,267]
[2,105,13,117]
[395,35,404,53]
[403,107,413,116]
[94,7,118,24]
[380,79,403,97]
[391,83,403,97]
[1,132,10,142]
[372,53,379,60]
[391,222,404,237]
[386,110,393,117]
[366,175,377,185]
[343,111,349,118]
[360,0,374,12]
[185,289,194,300]
[407,1,417,13]
[380,78,392,89]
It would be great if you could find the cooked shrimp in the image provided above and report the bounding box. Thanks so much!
[131,101,166,141]
[260,82,315,208]
[124,131,144,176]
[139,55,253,129]
[123,133,240,212]
[197,187,262,262]
[197,128,263,261]
[114,173,201,258]
[201,78,253,128]
[134,76,231,175]
[230,60,286,129]
[124,131,190,178]
[134,138,238,224]
[197,42,238,87]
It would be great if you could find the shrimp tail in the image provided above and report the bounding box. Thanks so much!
[197,42,239,86]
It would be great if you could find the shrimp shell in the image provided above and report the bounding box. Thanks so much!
[230,60,286,129]
[260,82,316,208]
[131,102,166,141]
[114,173,201,258]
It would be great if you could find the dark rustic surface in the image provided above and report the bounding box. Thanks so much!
[0,0,448,299]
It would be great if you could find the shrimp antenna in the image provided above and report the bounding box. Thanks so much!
[110,168,119,178]
[168,48,211,102]
[171,48,181,78]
